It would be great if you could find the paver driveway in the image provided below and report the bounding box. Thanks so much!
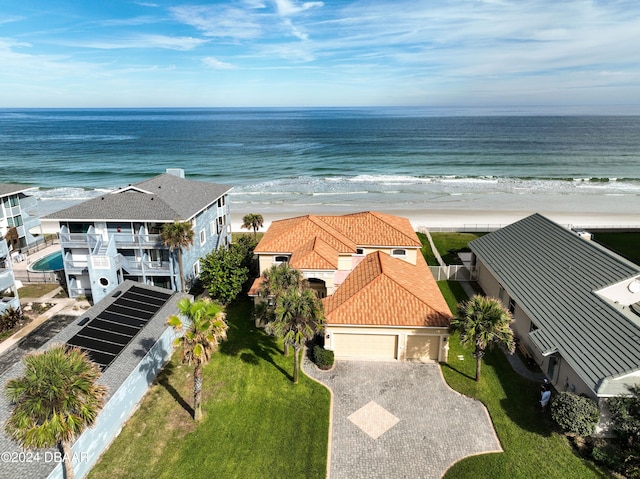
[304,360,501,479]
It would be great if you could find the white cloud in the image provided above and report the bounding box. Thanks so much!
[274,0,323,16]
[68,34,208,51]
[202,56,236,69]
[170,5,264,40]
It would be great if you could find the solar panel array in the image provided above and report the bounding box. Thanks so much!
[67,285,173,370]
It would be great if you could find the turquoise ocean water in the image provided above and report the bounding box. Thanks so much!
[1,107,639,218]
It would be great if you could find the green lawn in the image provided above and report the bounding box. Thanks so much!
[431,232,486,264]
[593,232,640,265]
[416,231,437,265]
[17,283,60,298]
[89,300,329,479]
[437,281,608,479]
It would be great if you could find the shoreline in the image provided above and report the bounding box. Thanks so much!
[230,205,640,233]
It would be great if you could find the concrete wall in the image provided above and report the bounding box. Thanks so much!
[46,326,177,479]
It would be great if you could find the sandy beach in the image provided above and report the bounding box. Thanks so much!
[230,204,640,234]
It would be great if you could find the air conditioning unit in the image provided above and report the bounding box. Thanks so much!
[572,228,593,241]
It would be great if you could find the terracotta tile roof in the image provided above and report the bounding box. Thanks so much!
[248,277,263,297]
[290,237,339,270]
[254,215,356,254]
[323,251,451,327]
[318,211,421,247]
[254,211,420,261]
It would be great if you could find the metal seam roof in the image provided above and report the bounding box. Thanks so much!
[469,213,640,396]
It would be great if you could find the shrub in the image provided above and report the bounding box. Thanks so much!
[0,307,23,333]
[313,345,334,370]
[551,391,600,437]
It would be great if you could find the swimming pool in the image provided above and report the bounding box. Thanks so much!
[29,251,64,272]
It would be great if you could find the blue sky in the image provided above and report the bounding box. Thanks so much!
[2,0,640,108]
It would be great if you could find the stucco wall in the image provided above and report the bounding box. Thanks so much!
[46,326,177,479]
[325,325,450,362]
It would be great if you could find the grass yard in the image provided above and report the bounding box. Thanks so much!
[437,281,608,479]
[416,231,437,265]
[17,283,60,298]
[89,300,329,479]
[593,232,640,264]
[431,232,486,264]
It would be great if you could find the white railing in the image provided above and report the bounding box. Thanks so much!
[429,265,477,281]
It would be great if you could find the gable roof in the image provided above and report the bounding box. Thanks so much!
[323,251,451,327]
[469,213,640,397]
[44,173,232,222]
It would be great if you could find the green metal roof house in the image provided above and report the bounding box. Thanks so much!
[469,213,640,400]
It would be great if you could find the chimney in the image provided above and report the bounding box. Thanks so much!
[166,168,185,179]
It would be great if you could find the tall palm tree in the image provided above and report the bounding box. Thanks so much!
[258,263,307,355]
[268,288,325,384]
[5,344,107,479]
[241,213,264,241]
[450,295,515,382]
[161,221,195,293]
[167,297,228,421]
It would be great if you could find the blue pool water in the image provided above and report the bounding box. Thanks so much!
[29,251,64,271]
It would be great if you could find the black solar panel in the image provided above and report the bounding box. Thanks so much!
[67,286,173,370]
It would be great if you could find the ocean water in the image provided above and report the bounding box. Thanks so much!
[1,107,639,218]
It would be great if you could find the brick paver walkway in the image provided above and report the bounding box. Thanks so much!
[304,360,501,479]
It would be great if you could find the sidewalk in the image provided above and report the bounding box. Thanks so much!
[0,287,87,356]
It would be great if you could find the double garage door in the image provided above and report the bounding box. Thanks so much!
[332,333,439,361]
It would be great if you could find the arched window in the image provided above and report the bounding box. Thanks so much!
[391,249,406,257]
[274,255,289,263]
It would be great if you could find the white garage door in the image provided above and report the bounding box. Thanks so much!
[332,333,397,360]
[406,335,440,362]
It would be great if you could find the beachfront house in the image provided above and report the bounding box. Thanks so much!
[469,213,640,401]
[0,183,42,254]
[44,169,232,303]
[249,211,451,362]
[0,236,20,314]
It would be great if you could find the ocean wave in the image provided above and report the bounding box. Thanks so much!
[0,134,137,142]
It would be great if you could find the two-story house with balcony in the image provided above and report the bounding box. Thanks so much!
[1,184,41,253]
[44,169,232,303]
[249,211,451,362]
[0,236,20,314]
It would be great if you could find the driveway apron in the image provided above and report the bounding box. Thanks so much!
[304,360,501,479]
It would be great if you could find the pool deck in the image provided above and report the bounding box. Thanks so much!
[11,243,62,274]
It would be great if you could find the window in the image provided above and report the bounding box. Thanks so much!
[210,221,216,236]
[13,215,22,227]
[508,298,516,314]
[200,229,206,246]
[391,249,406,257]
[274,256,289,263]
[356,248,364,255]
[10,196,19,207]
[193,261,200,277]
[217,196,226,207]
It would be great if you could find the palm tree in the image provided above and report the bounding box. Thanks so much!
[241,213,264,241]
[450,295,515,382]
[167,297,228,421]
[161,221,195,293]
[258,263,307,355]
[5,344,107,479]
[268,288,325,384]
